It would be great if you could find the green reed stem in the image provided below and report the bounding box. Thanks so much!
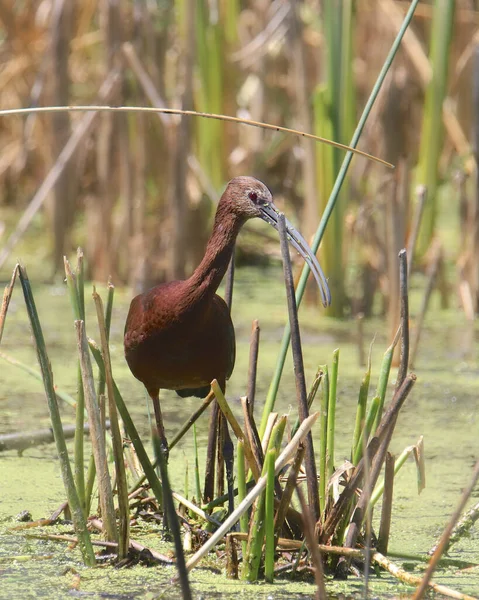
[64,256,86,514]
[237,440,248,557]
[264,448,276,583]
[76,320,117,543]
[352,347,372,464]
[18,266,95,565]
[242,417,286,582]
[259,0,421,438]
[154,432,192,600]
[93,288,129,559]
[373,329,400,433]
[319,365,329,515]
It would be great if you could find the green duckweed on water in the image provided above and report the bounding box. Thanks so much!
[1,267,479,598]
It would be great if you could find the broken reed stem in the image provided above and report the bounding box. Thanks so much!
[430,500,479,556]
[377,452,395,554]
[0,264,19,345]
[17,266,95,565]
[396,249,409,390]
[413,457,479,600]
[374,551,477,600]
[247,319,260,415]
[93,287,130,560]
[183,412,319,574]
[242,396,265,471]
[75,320,117,543]
[296,486,327,600]
[278,212,320,521]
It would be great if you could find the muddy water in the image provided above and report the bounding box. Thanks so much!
[1,267,478,599]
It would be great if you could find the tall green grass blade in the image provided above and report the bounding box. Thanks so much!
[327,349,339,487]
[319,365,329,515]
[193,424,202,503]
[264,448,276,583]
[416,0,455,254]
[18,266,95,565]
[259,0,421,437]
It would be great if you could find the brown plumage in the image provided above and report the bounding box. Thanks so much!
[124,176,330,454]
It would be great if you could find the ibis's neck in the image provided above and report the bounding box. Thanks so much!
[187,202,244,302]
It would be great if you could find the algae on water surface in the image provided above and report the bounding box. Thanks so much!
[1,269,479,598]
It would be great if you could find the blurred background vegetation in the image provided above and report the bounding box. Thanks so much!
[0,0,477,325]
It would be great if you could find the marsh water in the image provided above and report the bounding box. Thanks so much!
[1,266,479,599]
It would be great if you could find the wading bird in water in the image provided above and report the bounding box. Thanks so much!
[124,176,331,464]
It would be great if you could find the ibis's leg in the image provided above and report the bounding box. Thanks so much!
[203,401,219,503]
[223,419,235,516]
[149,390,169,461]
[216,410,225,498]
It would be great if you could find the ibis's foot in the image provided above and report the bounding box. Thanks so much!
[160,438,169,464]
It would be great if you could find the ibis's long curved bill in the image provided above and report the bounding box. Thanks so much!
[259,202,331,307]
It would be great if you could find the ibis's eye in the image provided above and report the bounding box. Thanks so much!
[248,191,258,203]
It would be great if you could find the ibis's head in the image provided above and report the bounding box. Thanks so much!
[225,176,331,307]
